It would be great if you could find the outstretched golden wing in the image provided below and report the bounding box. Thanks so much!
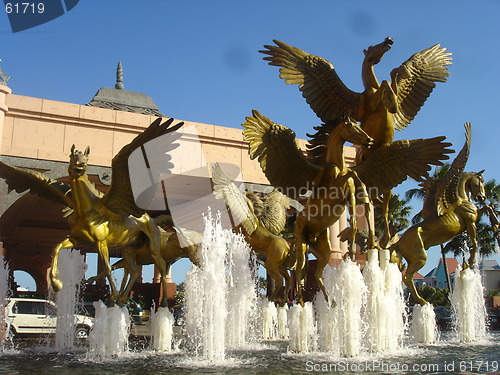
[433,123,471,215]
[260,189,291,235]
[211,163,258,235]
[100,118,184,217]
[352,136,454,198]
[0,161,73,207]
[242,110,319,199]
[392,44,452,131]
[260,40,360,123]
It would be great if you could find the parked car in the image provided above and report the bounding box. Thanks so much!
[5,298,94,339]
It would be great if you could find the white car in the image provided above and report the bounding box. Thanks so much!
[5,298,93,339]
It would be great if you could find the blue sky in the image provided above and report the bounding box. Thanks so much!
[2,1,499,288]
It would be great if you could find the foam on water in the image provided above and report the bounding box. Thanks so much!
[55,249,87,350]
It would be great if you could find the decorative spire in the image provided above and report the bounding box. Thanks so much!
[0,59,11,86]
[115,61,124,90]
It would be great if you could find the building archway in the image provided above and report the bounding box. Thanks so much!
[13,270,37,291]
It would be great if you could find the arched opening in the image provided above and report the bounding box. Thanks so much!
[13,270,37,291]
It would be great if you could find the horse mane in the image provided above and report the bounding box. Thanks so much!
[305,114,352,164]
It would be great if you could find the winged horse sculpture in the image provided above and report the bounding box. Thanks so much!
[391,123,497,305]
[260,38,452,246]
[0,118,183,306]
[211,163,293,304]
[243,110,452,304]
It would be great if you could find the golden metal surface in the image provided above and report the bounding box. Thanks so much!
[212,163,292,304]
[391,124,493,305]
[260,38,452,246]
[0,118,183,306]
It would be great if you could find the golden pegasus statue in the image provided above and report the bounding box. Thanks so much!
[88,222,201,297]
[260,38,452,246]
[391,123,498,305]
[211,163,293,304]
[0,118,183,306]
[243,110,452,304]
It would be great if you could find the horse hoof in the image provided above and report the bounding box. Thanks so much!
[116,297,127,307]
[51,279,63,292]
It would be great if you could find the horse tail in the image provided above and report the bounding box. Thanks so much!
[389,240,405,271]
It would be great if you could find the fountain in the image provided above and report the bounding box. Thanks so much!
[287,302,316,353]
[277,305,289,339]
[150,306,175,351]
[55,249,87,350]
[316,259,367,357]
[362,250,407,352]
[259,298,278,340]
[225,233,257,349]
[184,210,257,363]
[0,37,497,374]
[87,301,130,359]
[451,265,488,342]
[412,303,439,344]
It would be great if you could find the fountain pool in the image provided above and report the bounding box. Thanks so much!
[1,331,499,374]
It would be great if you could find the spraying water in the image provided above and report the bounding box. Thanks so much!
[0,255,10,351]
[363,250,407,352]
[150,306,174,351]
[412,303,439,344]
[185,212,227,362]
[55,249,87,350]
[277,305,289,339]
[316,260,367,357]
[259,298,278,340]
[88,301,130,358]
[185,210,256,363]
[451,265,487,342]
[225,233,257,349]
[287,302,316,353]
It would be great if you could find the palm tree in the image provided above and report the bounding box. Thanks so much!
[477,178,500,251]
[374,193,412,239]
